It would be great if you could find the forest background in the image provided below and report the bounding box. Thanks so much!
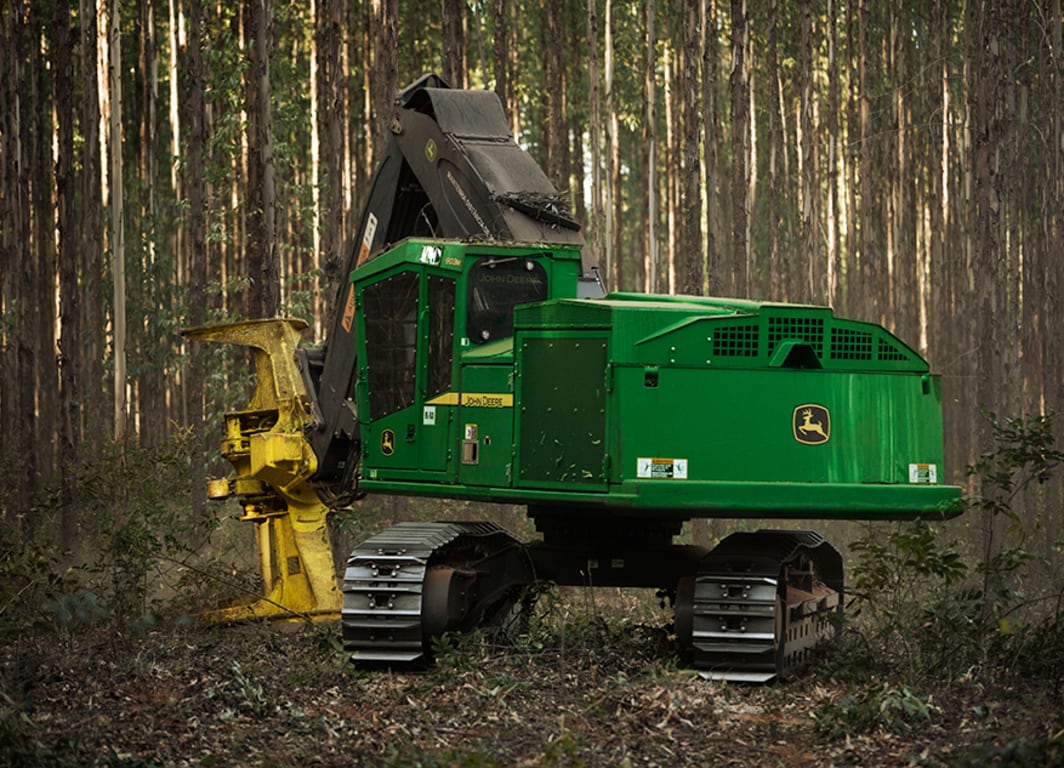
[1,0,1062,588]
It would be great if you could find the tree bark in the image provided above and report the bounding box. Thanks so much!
[184,0,207,512]
[107,0,127,441]
[246,0,279,318]
[81,0,104,450]
[680,0,702,296]
[644,0,657,293]
[729,0,748,297]
[55,0,80,548]
[702,0,719,296]
[586,0,603,273]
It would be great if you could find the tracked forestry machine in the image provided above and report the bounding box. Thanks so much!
[186,74,961,682]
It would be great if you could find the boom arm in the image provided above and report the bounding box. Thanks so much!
[304,73,593,502]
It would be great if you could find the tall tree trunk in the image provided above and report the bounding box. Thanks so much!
[246,0,279,318]
[55,0,80,548]
[184,0,207,513]
[702,0,720,296]
[662,45,675,294]
[586,0,603,272]
[82,0,104,451]
[797,0,818,303]
[826,0,841,310]
[3,0,36,517]
[371,0,398,162]
[493,0,510,123]
[107,0,127,441]
[644,0,657,293]
[318,0,343,322]
[30,2,55,483]
[857,0,875,321]
[604,0,618,288]
[765,0,784,299]
[680,0,702,296]
[729,0,748,297]
[441,0,466,88]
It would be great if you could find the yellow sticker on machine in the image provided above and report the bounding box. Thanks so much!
[425,392,513,408]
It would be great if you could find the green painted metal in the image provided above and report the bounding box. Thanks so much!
[354,238,963,521]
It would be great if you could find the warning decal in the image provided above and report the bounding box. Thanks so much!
[908,463,938,484]
[637,458,689,479]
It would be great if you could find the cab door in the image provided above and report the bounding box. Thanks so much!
[357,268,456,479]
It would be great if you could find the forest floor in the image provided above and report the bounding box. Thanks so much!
[3,592,1062,768]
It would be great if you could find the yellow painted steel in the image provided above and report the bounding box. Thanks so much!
[182,318,341,621]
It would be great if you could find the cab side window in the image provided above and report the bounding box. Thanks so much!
[362,271,419,418]
[426,274,456,398]
[467,257,547,343]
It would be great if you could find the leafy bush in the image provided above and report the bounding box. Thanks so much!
[815,684,933,740]
[847,410,1064,684]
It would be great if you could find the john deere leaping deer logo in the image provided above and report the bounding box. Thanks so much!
[380,429,396,456]
[793,404,830,445]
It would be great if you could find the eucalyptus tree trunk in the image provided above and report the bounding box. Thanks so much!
[702,0,720,296]
[643,0,657,293]
[107,0,127,441]
[246,0,279,318]
[729,0,748,297]
[54,0,80,548]
[604,0,618,288]
[441,0,466,88]
[493,0,511,123]
[184,0,206,511]
[81,0,104,450]
[317,0,344,322]
[586,0,603,272]
[680,0,702,297]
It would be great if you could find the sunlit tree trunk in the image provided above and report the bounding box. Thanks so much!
[54,0,80,548]
[729,0,748,297]
[106,0,127,441]
[586,0,603,271]
[81,0,104,450]
[702,0,720,296]
[643,0,657,293]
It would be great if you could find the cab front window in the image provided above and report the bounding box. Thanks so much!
[466,257,547,344]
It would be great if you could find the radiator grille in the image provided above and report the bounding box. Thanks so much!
[768,316,824,357]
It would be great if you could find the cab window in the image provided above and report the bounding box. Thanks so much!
[466,257,547,343]
[362,271,419,418]
[426,274,455,397]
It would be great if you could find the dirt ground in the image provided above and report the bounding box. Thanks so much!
[3,601,1060,768]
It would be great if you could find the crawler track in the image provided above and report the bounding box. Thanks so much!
[680,531,843,682]
[341,521,530,664]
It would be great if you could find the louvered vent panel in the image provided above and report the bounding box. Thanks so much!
[767,316,824,357]
[830,327,874,360]
[877,337,910,362]
[712,324,759,357]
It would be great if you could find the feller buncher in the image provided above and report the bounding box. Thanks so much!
[186,74,961,682]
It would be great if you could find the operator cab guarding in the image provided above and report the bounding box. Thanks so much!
[351,238,581,483]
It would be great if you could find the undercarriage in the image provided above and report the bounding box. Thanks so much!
[342,520,843,682]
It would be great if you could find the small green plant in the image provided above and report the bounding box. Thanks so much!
[201,661,276,718]
[815,684,932,740]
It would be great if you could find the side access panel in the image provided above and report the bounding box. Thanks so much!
[515,334,609,490]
